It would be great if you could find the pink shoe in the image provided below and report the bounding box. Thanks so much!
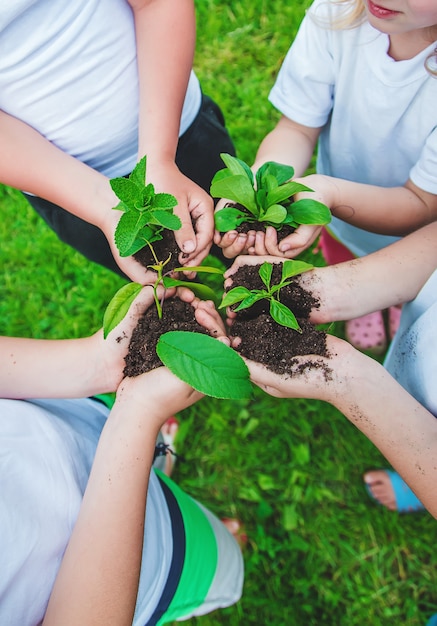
[388,305,402,340]
[345,311,387,355]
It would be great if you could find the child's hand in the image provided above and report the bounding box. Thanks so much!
[98,285,168,392]
[116,366,203,430]
[146,160,214,269]
[213,198,256,258]
[245,334,354,404]
[177,287,230,343]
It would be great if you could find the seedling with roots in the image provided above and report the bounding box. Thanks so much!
[220,259,315,332]
[211,153,331,233]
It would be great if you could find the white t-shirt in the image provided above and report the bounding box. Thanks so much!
[269,0,437,257]
[0,397,173,626]
[384,269,437,417]
[0,0,201,178]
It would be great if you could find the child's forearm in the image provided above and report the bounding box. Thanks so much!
[330,347,437,518]
[302,222,437,322]
[42,385,162,625]
[253,116,321,178]
[130,0,196,162]
[0,110,117,229]
[0,334,111,399]
[305,173,437,236]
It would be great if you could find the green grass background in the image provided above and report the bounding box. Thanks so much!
[1,0,436,624]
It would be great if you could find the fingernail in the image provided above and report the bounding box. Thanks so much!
[182,240,195,253]
[279,245,290,252]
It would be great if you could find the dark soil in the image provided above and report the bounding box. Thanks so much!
[123,298,208,377]
[227,263,330,376]
[222,202,295,242]
[133,229,187,273]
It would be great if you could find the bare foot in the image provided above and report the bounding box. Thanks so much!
[363,470,397,510]
[222,518,247,549]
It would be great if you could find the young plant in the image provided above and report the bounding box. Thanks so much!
[220,259,315,332]
[103,156,252,400]
[110,155,181,257]
[211,153,331,233]
[103,277,252,400]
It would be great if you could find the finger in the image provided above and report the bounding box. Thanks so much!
[279,225,321,254]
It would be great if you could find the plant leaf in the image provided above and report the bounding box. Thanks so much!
[257,161,295,186]
[156,331,252,399]
[290,199,332,225]
[259,204,287,225]
[270,299,301,331]
[220,286,252,308]
[220,153,254,184]
[110,178,143,207]
[152,193,178,209]
[259,261,273,289]
[281,259,314,281]
[214,207,248,232]
[234,291,266,311]
[161,277,220,305]
[147,209,182,231]
[266,181,312,207]
[103,282,143,338]
[130,155,147,186]
[210,175,258,215]
[115,211,150,256]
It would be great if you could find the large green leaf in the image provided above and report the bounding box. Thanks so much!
[156,331,252,399]
[103,282,143,338]
[291,199,332,225]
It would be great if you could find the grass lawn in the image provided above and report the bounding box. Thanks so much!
[1,0,436,624]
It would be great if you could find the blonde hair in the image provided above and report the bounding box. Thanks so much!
[310,0,437,77]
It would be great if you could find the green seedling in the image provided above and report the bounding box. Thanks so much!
[220,260,315,332]
[103,156,253,400]
[211,153,331,232]
[111,155,181,257]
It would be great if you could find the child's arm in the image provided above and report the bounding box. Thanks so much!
[129,0,214,268]
[0,286,158,399]
[0,286,227,400]
[42,367,202,625]
[224,222,437,324]
[275,173,437,255]
[247,337,437,519]
[0,110,150,283]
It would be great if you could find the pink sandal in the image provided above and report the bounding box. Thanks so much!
[345,311,387,355]
[388,305,402,340]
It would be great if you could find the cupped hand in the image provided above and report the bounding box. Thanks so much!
[245,334,355,404]
[99,285,176,391]
[146,160,214,269]
[176,287,231,344]
[117,366,203,429]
